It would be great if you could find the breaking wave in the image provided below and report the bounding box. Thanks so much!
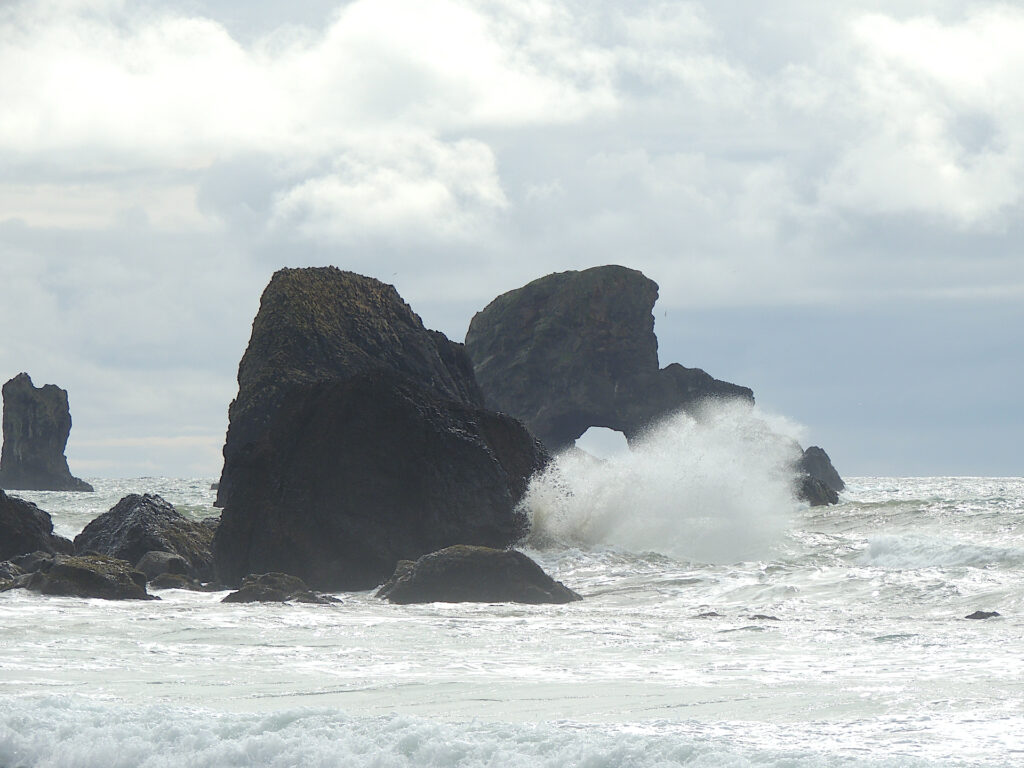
[522,400,803,564]
[862,534,1024,569]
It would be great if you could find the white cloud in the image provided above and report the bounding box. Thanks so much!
[270,134,507,242]
[821,8,1024,225]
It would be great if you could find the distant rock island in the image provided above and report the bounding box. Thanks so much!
[213,267,546,590]
[0,373,93,492]
[465,265,753,451]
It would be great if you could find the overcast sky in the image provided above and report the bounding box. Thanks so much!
[1,0,1021,478]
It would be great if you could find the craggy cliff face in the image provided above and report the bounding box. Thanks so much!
[464,265,754,452]
[213,267,546,590]
[0,373,92,492]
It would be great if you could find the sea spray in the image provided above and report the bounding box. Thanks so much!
[522,400,804,563]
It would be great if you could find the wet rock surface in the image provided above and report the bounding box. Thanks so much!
[221,572,338,604]
[0,373,92,492]
[2,552,153,600]
[74,494,215,580]
[377,545,582,605]
[0,489,73,560]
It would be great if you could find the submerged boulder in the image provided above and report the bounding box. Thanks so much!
[0,489,73,560]
[74,494,215,580]
[214,368,546,590]
[0,373,92,492]
[221,572,337,604]
[377,545,582,605]
[464,266,752,452]
[9,553,153,600]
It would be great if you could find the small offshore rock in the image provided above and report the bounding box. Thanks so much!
[21,554,154,600]
[0,373,93,491]
[74,493,215,580]
[796,474,839,507]
[221,572,339,604]
[378,545,582,605]
[798,446,845,493]
[965,610,1001,620]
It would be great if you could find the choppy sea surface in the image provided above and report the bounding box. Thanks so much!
[1,472,1022,767]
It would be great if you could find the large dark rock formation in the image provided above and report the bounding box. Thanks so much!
[0,373,92,492]
[376,545,582,605]
[0,489,73,560]
[464,266,753,451]
[215,267,483,509]
[74,494,215,580]
[213,268,546,590]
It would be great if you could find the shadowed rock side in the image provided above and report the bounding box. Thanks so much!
[215,267,482,508]
[214,369,547,590]
[74,494,215,581]
[0,373,92,492]
[799,446,845,493]
[464,266,753,452]
[377,545,582,605]
[0,489,73,560]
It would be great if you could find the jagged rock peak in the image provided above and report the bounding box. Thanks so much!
[216,267,483,507]
[0,373,92,492]
[465,265,753,451]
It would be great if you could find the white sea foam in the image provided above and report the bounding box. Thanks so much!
[522,400,801,564]
[0,696,948,768]
[862,534,1024,569]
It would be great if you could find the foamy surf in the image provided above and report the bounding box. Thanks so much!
[522,400,802,563]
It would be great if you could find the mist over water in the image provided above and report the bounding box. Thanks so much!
[523,400,804,564]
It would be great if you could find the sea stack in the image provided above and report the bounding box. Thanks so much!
[0,373,93,492]
[464,265,753,452]
[213,267,546,590]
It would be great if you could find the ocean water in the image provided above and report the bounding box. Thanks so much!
[1,443,1022,765]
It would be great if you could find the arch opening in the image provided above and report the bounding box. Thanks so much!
[574,426,629,460]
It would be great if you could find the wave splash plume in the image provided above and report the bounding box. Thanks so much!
[522,400,803,564]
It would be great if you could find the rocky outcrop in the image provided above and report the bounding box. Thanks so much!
[799,446,845,493]
[215,267,483,509]
[221,572,337,604]
[377,545,582,605]
[0,373,92,492]
[213,268,547,591]
[74,494,215,580]
[214,368,546,590]
[0,489,73,560]
[796,474,839,506]
[1,552,153,600]
[464,266,752,451]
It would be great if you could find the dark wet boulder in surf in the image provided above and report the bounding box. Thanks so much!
[214,368,546,590]
[213,267,545,591]
[0,373,92,492]
[13,553,154,600]
[0,489,73,560]
[377,545,582,605]
[74,494,215,581]
[221,572,338,604]
[798,446,845,493]
[464,266,753,452]
[795,474,839,507]
[134,550,189,581]
[965,610,1000,620]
